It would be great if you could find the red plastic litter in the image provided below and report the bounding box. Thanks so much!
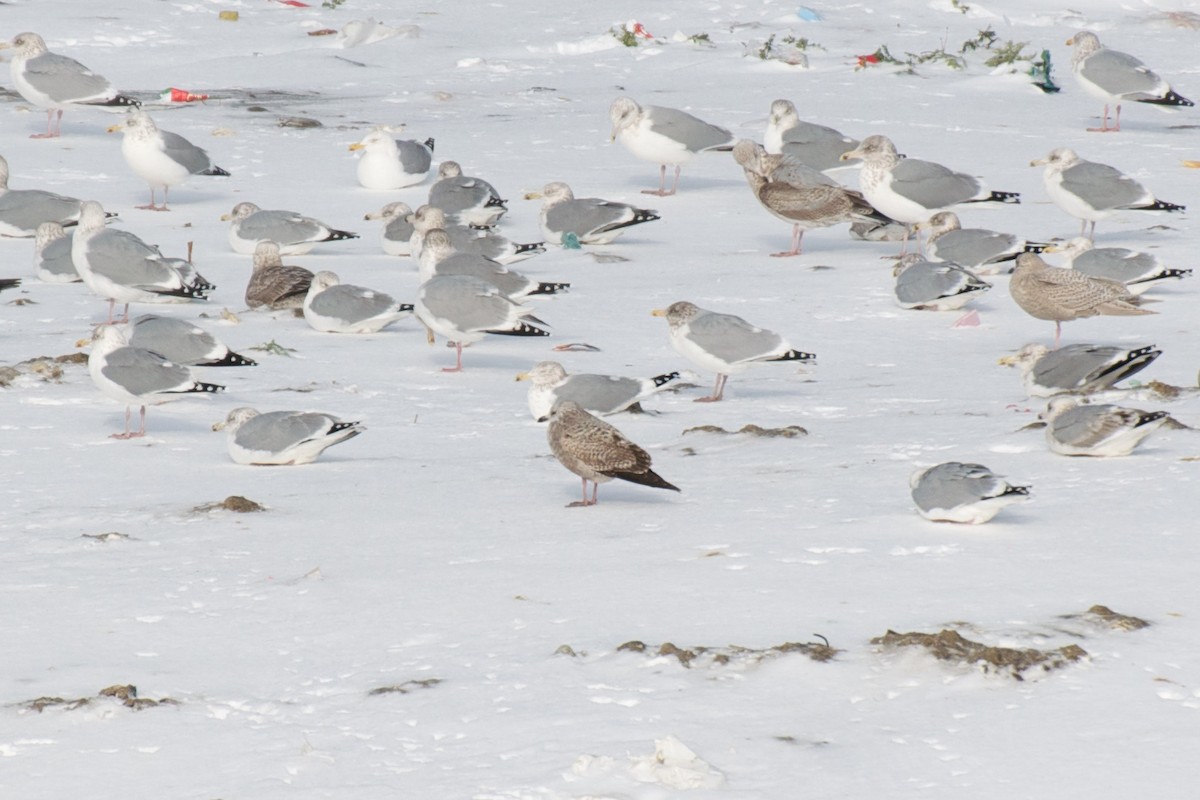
[630,21,653,39]
[161,87,210,103]
[856,54,880,67]
[273,0,311,6]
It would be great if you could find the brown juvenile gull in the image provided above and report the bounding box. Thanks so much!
[1045,237,1191,295]
[1009,253,1153,348]
[427,161,507,228]
[516,361,681,422]
[546,400,680,507]
[246,241,314,311]
[1067,30,1193,133]
[609,96,736,196]
[764,99,859,172]
[998,343,1160,397]
[733,139,889,257]
[910,462,1030,524]
[1,32,140,139]
[1030,148,1184,240]
[912,211,1049,274]
[523,182,660,245]
[651,300,815,402]
[1041,397,1169,457]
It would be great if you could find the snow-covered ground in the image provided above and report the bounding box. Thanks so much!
[3,1,1200,797]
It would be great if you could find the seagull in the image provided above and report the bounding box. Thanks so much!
[609,96,736,196]
[408,204,544,264]
[999,342,1161,397]
[516,361,681,421]
[523,182,660,245]
[427,161,507,228]
[418,229,568,299]
[910,462,1030,524]
[546,400,680,507]
[1045,237,1192,295]
[1009,253,1153,347]
[1030,148,1185,240]
[733,139,890,257]
[214,407,365,466]
[413,274,550,372]
[245,241,314,311]
[221,202,359,255]
[764,99,859,172]
[1,32,140,139]
[1067,30,1193,133]
[303,271,414,334]
[1042,397,1169,457]
[363,201,416,256]
[912,211,1049,274]
[892,254,991,311]
[126,314,256,367]
[34,221,79,283]
[840,134,1019,248]
[0,154,115,237]
[107,111,230,211]
[72,201,209,322]
[348,129,434,189]
[651,300,815,402]
[88,325,222,439]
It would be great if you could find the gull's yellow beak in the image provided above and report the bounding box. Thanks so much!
[997,354,1018,366]
[1029,158,1047,167]
[211,420,228,432]
[348,143,365,152]
[515,371,530,382]
[522,191,543,201]
[106,123,122,133]
[219,213,232,221]
[839,148,858,162]
[650,308,667,318]
[1182,160,1200,169]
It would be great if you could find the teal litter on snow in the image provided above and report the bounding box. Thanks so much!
[562,232,582,250]
[796,7,822,21]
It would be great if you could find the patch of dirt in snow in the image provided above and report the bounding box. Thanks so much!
[872,628,1087,680]
[615,637,840,667]
[17,684,180,714]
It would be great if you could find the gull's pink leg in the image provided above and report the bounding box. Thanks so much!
[772,224,804,258]
[695,373,727,403]
[1088,104,1115,133]
[1113,104,1122,132]
[643,164,670,197]
[667,165,681,196]
[567,477,597,507]
[441,342,465,372]
[111,405,146,440]
[1053,321,1062,350]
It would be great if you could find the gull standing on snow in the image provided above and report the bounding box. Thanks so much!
[892,254,991,311]
[651,301,815,402]
[348,129,434,189]
[408,204,544,264]
[214,407,365,465]
[34,221,79,282]
[221,202,359,255]
[609,96,736,196]
[418,230,568,298]
[1042,397,1169,456]
[414,274,550,372]
[840,135,1019,247]
[1067,30,1193,133]
[1009,253,1152,348]
[1030,148,1184,240]
[427,161,507,228]
[245,241,314,311]
[546,400,680,507]
[303,271,414,334]
[913,211,1049,274]
[1,32,140,139]
[764,99,859,172]
[910,462,1030,524]
[72,201,209,322]
[999,342,1161,397]
[88,325,223,439]
[0,154,115,237]
[127,314,256,367]
[1045,237,1191,294]
[516,361,681,421]
[108,111,230,211]
[524,182,660,246]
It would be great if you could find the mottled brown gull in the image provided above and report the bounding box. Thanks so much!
[246,241,314,311]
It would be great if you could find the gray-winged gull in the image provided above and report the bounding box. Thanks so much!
[651,300,815,402]
[999,342,1160,397]
[221,202,359,255]
[913,211,1049,273]
[414,274,550,372]
[764,99,859,172]
[214,407,365,465]
[418,229,568,298]
[1030,148,1184,239]
[303,271,414,333]
[408,204,544,264]
[108,111,230,211]
[364,201,416,256]
[34,221,79,282]
[892,254,991,311]
[428,161,507,228]
[910,462,1030,524]
[1046,237,1191,294]
[516,360,680,421]
[246,241,314,311]
[127,314,256,367]
[0,154,115,237]
[1042,396,1169,456]
[1067,30,1193,132]
[88,325,223,439]
[609,96,736,196]
[524,182,660,245]
[1,32,140,138]
[349,129,434,189]
[547,399,680,507]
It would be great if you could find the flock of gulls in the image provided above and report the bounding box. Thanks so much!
[1,25,1195,515]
